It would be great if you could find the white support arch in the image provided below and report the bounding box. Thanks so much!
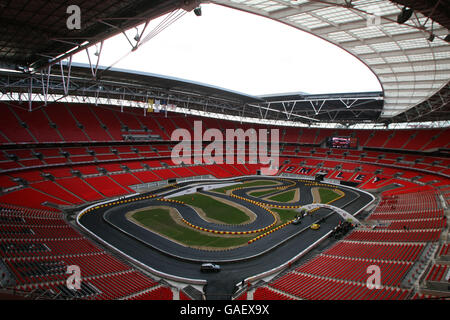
[297,203,362,226]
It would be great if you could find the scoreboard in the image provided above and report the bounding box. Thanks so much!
[327,136,358,149]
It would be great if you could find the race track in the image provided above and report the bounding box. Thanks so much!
[77,176,374,299]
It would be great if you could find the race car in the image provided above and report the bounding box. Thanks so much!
[310,223,320,230]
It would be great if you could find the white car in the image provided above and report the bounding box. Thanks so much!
[200,263,221,273]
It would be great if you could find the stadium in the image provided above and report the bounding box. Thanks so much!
[0,0,449,303]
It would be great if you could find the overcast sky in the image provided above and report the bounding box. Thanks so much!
[73,3,382,96]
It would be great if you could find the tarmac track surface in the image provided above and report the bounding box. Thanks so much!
[78,177,373,299]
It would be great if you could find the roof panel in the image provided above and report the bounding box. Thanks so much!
[352,45,376,54]
[0,0,181,70]
[1,0,449,123]
[369,41,402,52]
[350,26,386,39]
[384,55,409,63]
[328,31,357,42]
[314,7,363,24]
[286,13,329,29]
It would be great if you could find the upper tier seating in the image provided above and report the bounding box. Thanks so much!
[1,103,449,151]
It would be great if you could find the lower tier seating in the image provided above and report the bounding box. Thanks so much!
[268,273,410,300]
[0,204,172,300]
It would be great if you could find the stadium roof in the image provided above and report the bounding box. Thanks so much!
[210,0,450,121]
[0,0,449,125]
[0,0,185,70]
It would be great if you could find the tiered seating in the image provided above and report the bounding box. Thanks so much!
[368,210,444,221]
[12,107,63,143]
[295,255,411,287]
[438,243,449,257]
[2,103,450,151]
[421,130,449,150]
[1,224,81,239]
[250,169,447,300]
[56,177,105,201]
[383,130,412,149]
[360,175,393,190]
[0,204,171,300]
[253,287,293,300]
[109,173,141,191]
[0,105,36,143]
[328,171,354,181]
[42,167,73,178]
[170,167,196,178]
[0,238,102,259]
[234,164,252,176]
[423,242,450,288]
[70,105,112,142]
[90,106,126,140]
[0,188,72,211]
[83,176,129,197]
[364,131,392,148]
[203,165,235,178]
[425,264,449,283]
[314,128,334,144]
[5,253,131,286]
[187,165,214,176]
[368,189,444,223]
[71,164,99,175]
[153,145,171,157]
[44,104,89,142]
[138,114,167,140]
[381,219,446,230]
[403,129,440,151]
[345,229,441,242]
[132,171,161,183]
[152,168,179,180]
[281,145,297,156]
[87,271,158,300]
[324,241,424,262]
[268,273,410,300]
[115,110,142,131]
[125,286,173,300]
[99,163,123,173]
[0,175,20,189]
[30,181,85,204]
[10,170,45,183]
[298,128,316,144]
[179,290,193,300]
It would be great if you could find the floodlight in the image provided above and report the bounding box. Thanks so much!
[397,7,413,24]
[194,7,202,16]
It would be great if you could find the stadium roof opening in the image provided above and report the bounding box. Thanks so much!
[71,3,382,97]
[210,0,450,119]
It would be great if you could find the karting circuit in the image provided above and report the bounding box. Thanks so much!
[77,176,374,299]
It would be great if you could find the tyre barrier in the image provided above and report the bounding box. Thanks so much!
[163,195,278,235]
[79,194,159,218]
